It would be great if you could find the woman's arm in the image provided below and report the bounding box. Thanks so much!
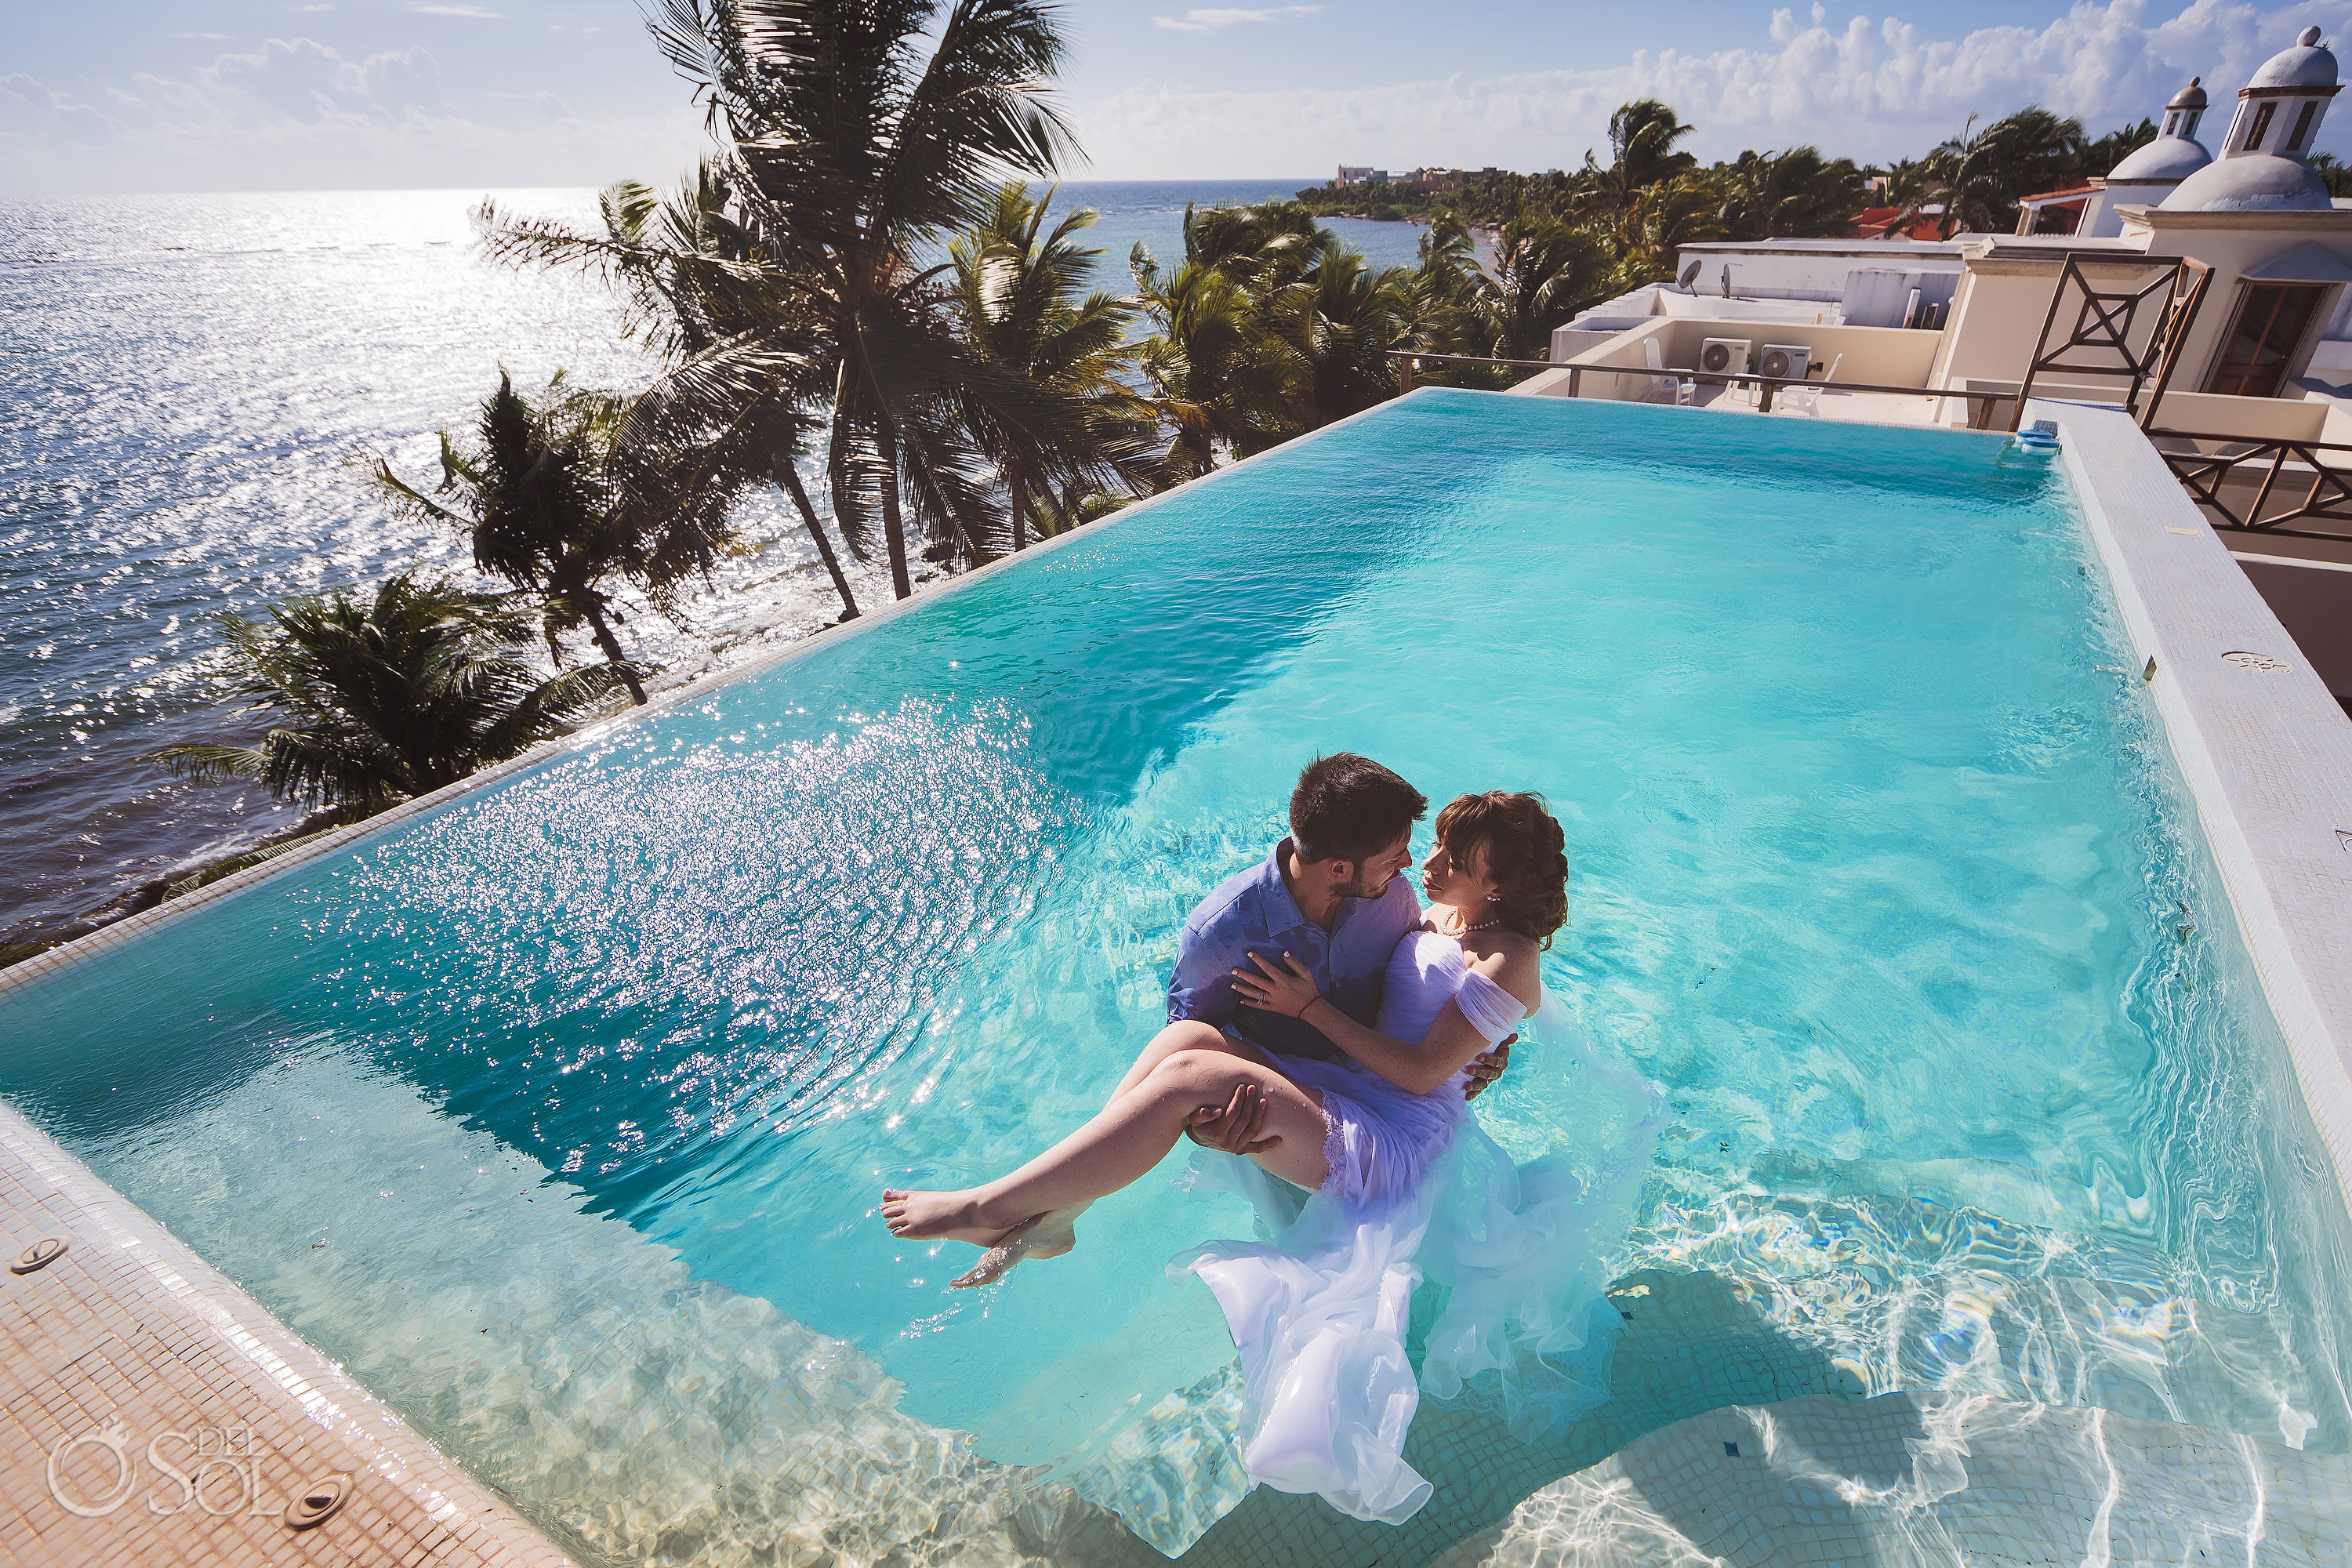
[1231,948,1535,1098]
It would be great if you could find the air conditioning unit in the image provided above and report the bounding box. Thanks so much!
[1698,337,1750,376]
[1758,344,1813,382]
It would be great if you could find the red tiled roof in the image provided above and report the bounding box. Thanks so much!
[1852,206,1948,241]
[2016,183,2098,207]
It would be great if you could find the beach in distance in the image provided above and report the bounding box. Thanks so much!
[0,181,1428,949]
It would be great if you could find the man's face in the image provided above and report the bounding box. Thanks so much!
[1335,829,1416,900]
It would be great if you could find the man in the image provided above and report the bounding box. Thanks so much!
[1174,753,1509,1155]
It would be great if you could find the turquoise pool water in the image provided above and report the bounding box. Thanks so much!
[5,389,2350,1564]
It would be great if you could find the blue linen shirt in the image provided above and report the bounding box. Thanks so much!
[1167,837,1422,1062]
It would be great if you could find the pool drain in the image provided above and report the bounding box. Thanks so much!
[285,1472,350,1530]
[2222,650,2292,673]
[10,1237,67,1275]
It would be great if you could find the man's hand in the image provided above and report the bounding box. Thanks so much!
[1185,1080,1283,1155]
[1463,1036,1514,1101]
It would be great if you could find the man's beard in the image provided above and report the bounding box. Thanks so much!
[1334,868,1387,900]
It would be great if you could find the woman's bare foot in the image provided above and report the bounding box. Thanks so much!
[881,1188,1005,1243]
[950,1206,1082,1288]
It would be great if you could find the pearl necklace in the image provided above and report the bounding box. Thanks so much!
[1441,914,1502,935]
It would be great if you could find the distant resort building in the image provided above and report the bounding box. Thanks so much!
[1328,165,1501,193]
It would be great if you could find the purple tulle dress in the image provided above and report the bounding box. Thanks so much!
[1172,927,1663,1525]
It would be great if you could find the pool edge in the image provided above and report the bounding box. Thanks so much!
[2044,397,2352,1211]
[0,1096,579,1566]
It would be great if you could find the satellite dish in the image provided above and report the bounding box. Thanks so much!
[1677,259,1702,289]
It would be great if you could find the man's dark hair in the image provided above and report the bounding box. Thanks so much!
[1290,753,1428,866]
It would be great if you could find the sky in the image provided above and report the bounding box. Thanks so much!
[5,0,2352,194]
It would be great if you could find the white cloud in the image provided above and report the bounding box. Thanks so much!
[1154,6,1323,34]
[1081,0,2352,176]
[0,37,700,194]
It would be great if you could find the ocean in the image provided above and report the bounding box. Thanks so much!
[0,181,1432,946]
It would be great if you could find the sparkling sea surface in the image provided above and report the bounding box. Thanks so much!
[0,180,1420,942]
[3,391,2348,1563]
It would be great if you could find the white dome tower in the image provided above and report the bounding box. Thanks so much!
[2161,27,2339,211]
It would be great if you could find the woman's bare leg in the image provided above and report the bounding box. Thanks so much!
[1112,1019,1270,1098]
[965,1026,1277,1279]
[884,1033,1329,1246]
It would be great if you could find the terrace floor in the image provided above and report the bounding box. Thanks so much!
[0,1101,572,1568]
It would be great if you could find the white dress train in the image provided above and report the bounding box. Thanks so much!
[1171,927,1664,1525]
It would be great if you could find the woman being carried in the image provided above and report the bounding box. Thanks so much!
[884,791,1581,1523]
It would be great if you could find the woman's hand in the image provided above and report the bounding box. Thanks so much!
[1231,949,1322,1019]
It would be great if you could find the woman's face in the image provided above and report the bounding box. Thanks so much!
[1421,833,1498,910]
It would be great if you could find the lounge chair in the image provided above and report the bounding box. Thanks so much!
[1784,353,1843,416]
[1641,338,1693,405]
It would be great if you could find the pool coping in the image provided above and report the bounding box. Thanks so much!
[2041,397,2352,1209]
[0,1096,576,1566]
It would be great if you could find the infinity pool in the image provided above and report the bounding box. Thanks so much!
[5,389,2349,1564]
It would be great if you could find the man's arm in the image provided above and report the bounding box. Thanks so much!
[1166,909,1243,1029]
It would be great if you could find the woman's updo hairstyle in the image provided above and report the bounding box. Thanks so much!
[1435,791,1570,949]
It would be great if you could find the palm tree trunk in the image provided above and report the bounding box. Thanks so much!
[779,462,861,621]
[873,419,914,601]
[581,602,648,705]
[1009,460,1028,551]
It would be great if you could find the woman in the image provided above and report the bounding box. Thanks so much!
[884,792,1652,1523]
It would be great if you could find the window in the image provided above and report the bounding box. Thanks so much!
[2246,101,2277,150]
[2205,283,2324,398]
[2287,100,2319,151]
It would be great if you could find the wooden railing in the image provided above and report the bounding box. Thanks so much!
[2148,432,2352,538]
[1388,352,2017,416]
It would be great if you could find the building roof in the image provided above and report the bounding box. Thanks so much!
[2250,27,2337,89]
[2107,133,2212,183]
[2241,239,2352,281]
[1851,206,1948,241]
[2159,151,2332,211]
[1679,237,1965,258]
[2168,76,2209,111]
[2016,184,2097,209]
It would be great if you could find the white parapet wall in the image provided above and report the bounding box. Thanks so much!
[2044,397,2352,1207]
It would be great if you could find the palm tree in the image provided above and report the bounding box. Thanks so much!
[948,183,1159,550]
[377,372,724,706]
[1714,147,1866,241]
[152,575,628,818]
[1273,241,1416,426]
[481,164,864,622]
[1607,176,1724,288]
[1931,107,2087,236]
[1577,100,1701,224]
[1472,217,1613,361]
[642,0,1089,601]
[1127,202,1352,476]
